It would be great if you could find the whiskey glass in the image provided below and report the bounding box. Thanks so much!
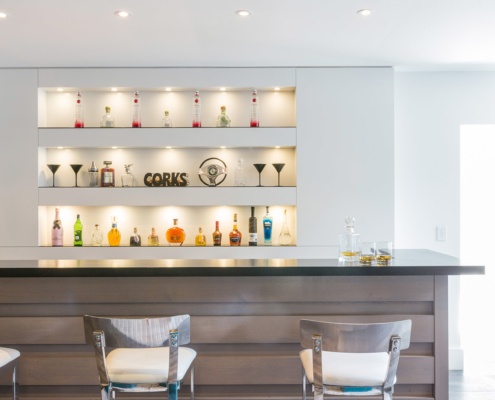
[376,241,393,266]
[359,242,376,265]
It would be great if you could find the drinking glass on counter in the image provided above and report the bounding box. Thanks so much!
[376,241,394,265]
[360,242,376,265]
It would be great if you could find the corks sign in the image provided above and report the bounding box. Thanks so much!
[144,172,189,187]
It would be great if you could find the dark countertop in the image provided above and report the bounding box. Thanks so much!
[0,249,485,278]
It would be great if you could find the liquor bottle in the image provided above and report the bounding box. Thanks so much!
[338,216,361,262]
[100,161,115,187]
[195,227,206,246]
[130,227,141,246]
[74,214,83,246]
[166,219,186,246]
[132,90,141,128]
[216,105,231,127]
[92,224,103,246]
[100,106,115,128]
[278,209,292,246]
[234,158,246,186]
[108,216,121,246]
[88,161,99,187]
[148,227,159,246]
[162,110,172,127]
[74,91,84,128]
[212,221,222,246]
[263,206,273,246]
[121,164,135,187]
[51,208,63,247]
[192,90,201,127]
[229,213,242,246]
[250,89,259,127]
[249,207,257,246]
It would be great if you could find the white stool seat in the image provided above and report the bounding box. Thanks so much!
[0,347,20,368]
[106,347,197,384]
[300,348,390,387]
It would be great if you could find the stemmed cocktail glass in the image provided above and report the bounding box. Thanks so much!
[272,163,285,186]
[253,163,266,187]
[70,164,83,187]
[47,164,60,187]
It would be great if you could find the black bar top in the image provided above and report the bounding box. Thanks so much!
[0,249,485,278]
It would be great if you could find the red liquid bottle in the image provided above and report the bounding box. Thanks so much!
[132,90,141,127]
[192,90,201,127]
[250,89,259,127]
[74,91,84,128]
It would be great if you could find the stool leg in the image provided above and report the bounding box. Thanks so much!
[12,364,18,400]
[190,365,195,400]
[168,382,178,400]
[100,385,111,400]
[302,370,307,400]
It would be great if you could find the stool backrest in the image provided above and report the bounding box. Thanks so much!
[83,314,191,348]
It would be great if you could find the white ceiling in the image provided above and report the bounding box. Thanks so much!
[1,0,495,70]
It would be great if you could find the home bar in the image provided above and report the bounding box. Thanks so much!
[0,65,487,400]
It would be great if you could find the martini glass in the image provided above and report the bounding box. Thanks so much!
[70,164,83,187]
[47,164,60,187]
[253,163,266,187]
[272,163,285,186]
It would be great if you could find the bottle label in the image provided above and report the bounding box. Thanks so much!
[103,171,113,184]
[264,221,272,240]
[213,234,222,245]
[230,236,241,244]
[89,172,98,187]
[249,233,258,243]
[74,230,82,243]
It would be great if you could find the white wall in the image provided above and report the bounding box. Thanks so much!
[395,71,495,368]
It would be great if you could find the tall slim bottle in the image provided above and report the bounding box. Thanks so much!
[192,90,201,127]
[249,207,257,246]
[132,90,141,127]
[108,216,121,246]
[263,206,273,246]
[212,221,222,246]
[229,213,242,246]
[74,91,84,128]
[51,208,63,247]
[74,214,83,246]
[250,89,259,127]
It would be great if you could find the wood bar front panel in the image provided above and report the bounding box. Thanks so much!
[0,275,444,399]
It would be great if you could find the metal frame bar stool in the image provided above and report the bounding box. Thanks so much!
[0,347,20,400]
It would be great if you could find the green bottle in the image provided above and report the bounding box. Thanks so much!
[74,214,83,246]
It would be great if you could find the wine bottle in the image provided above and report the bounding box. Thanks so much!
[249,207,257,246]
[229,213,242,246]
[74,214,83,246]
[212,221,222,246]
[51,208,63,247]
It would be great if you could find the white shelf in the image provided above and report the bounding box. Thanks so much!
[38,186,297,206]
[39,127,296,148]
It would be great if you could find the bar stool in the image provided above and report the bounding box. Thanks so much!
[0,347,20,400]
[299,319,412,400]
[84,314,196,400]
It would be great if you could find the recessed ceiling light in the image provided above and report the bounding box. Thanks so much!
[57,146,64,150]
[220,87,226,91]
[115,10,131,18]
[357,9,373,16]
[112,146,118,149]
[165,87,172,92]
[57,88,64,92]
[275,146,281,149]
[111,88,117,92]
[235,10,251,17]
[165,146,172,149]
[220,146,227,149]
[0,12,10,19]
[274,87,280,91]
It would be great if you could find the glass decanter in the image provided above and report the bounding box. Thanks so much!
[121,164,135,187]
[162,110,172,127]
[91,224,103,247]
[216,105,231,127]
[338,216,361,262]
[234,158,246,186]
[278,209,292,246]
[100,106,115,128]
[166,218,186,246]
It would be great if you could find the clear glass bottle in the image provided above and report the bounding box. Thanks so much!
[216,105,231,127]
[249,206,257,246]
[88,161,99,187]
[278,209,292,246]
[338,216,361,262]
[250,89,259,127]
[195,227,206,246]
[74,214,83,246]
[212,221,222,246]
[263,206,273,246]
[51,208,63,247]
[132,90,141,128]
[100,161,115,187]
[166,219,186,246]
[130,227,141,246]
[100,106,115,128]
[74,91,84,128]
[108,216,121,246]
[148,227,159,246]
[192,90,201,127]
[121,164,135,187]
[162,110,172,127]
[234,158,246,186]
[229,213,242,246]
[92,224,103,247]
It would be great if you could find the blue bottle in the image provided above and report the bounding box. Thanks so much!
[263,206,273,246]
